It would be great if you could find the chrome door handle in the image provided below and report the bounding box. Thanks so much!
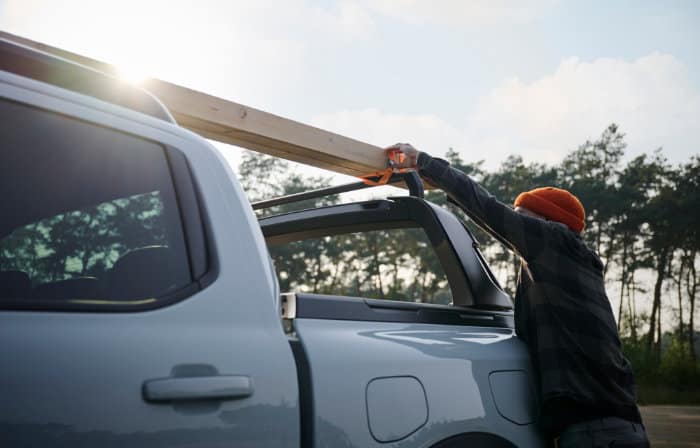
[143,375,253,402]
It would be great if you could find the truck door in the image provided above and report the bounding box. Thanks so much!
[0,85,299,446]
[262,199,544,447]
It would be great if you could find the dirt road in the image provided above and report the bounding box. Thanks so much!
[641,406,700,447]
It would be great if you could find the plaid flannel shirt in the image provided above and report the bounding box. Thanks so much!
[417,153,642,436]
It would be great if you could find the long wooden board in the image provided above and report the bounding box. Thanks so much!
[0,31,388,177]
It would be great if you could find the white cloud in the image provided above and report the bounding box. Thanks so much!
[308,0,376,40]
[310,53,700,171]
[0,0,374,109]
[467,53,700,167]
[4,2,696,172]
[361,0,557,26]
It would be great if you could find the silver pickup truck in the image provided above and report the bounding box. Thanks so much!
[0,37,545,447]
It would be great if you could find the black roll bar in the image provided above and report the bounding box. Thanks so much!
[252,171,424,211]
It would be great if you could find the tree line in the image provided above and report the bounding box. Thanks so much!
[423,125,698,362]
[238,150,453,305]
[418,125,699,396]
[239,123,699,399]
[0,191,168,283]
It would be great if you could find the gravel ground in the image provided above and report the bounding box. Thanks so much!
[640,406,700,447]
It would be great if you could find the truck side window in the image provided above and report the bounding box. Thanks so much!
[268,227,453,305]
[0,99,192,307]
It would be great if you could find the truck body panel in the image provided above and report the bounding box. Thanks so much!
[294,318,543,447]
[0,69,300,447]
[0,37,547,447]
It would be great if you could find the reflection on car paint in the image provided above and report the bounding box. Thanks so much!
[370,328,513,346]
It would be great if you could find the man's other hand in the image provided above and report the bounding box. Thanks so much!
[385,143,421,169]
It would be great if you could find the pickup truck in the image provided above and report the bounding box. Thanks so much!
[0,37,545,447]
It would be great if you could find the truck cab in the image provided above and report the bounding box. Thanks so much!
[0,37,545,447]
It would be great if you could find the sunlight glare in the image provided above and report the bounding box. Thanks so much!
[115,64,151,84]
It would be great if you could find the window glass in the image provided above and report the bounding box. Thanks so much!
[0,99,191,306]
[268,227,453,305]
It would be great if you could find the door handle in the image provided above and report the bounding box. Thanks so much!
[143,375,253,403]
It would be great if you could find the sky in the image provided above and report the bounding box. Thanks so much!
[1,1,697,321]
[1,0,699,179]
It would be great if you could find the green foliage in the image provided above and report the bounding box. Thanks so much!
[0,191,167,285]
[623,333,700,404]
[238,149,452,304]
[237,125,700,402]
[659,337,698,386]
[238,150,289,202]
[621,337,661,383]
[269,228,452,304]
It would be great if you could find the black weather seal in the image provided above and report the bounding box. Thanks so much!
[288,337,314,447]
[165,147,209,282]
[293,293,514,328]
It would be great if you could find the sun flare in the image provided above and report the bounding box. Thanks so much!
[114,63,151,84]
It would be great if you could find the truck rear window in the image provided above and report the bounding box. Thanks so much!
[0,99,191,307]
[269,227,453,305]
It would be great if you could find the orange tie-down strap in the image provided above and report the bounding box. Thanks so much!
[359,149,412,186]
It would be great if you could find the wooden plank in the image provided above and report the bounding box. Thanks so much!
[0,31,388,178]
[144,79,388,177]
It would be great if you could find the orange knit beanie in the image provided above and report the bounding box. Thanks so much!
[514,187,585,233]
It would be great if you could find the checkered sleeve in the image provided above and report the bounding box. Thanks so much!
[417,152,548,260]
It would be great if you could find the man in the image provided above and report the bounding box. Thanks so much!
[387,143,649,447]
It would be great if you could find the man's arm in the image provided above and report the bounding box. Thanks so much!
[413,151,548,260]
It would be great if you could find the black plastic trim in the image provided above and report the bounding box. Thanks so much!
[261,197,474,306]
[165,147,209,281]
[288,337,314,447]
[189,159,219,291]
[404,171,424,198]
[427,203,513,309]
[253,171,424,212]
[0,38,174,122]
[253,173,405,211]
[263,200,417,247]
[294,293,514,328]
[262,200,406,236]
[0,282,201,313]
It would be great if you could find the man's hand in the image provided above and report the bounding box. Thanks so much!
[385,143,421,169]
